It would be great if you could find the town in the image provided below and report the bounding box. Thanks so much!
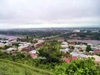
[0,0,100,74]
[0,28,100,75]
[0,34,100,61]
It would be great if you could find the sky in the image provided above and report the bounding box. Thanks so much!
[0,0,100,29]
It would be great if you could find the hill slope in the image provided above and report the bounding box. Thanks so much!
[0,59,53,75]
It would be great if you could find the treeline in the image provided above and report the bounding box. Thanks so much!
[0,31,60,38]
[60,32,100,40]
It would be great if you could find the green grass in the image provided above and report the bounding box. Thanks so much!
[0,59,53,75]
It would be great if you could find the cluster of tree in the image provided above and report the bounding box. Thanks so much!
[86,45,92,52]
[55,58,100,75]
[12,43,20,47]
[0,38,8,40]
[0,31,60,38]
[17,37,38,43]
[38,40,62,64]
[0,45,11,50]
[0,51,29,60]
[60,32,100,40]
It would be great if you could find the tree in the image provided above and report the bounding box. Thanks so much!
[33,40,38,43]
[55,58,99,75]
[38,40,62,63]
[3,45,10,49]
[86,45,92,52]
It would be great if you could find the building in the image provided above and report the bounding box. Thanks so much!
[30,54,37,59]
[75,45,87,50]
[5,42,12,46]
[73,30,80,33]
[29,50,37,54]
[6,48,17,53]
[61,45,69,48]
[60,48,70,53]
[70,52,87,58]
[62,42,68,45]
[61,42,69,48]
[94,49,100,54]
[18,43,33,51]
[34,43,44,47]
[0,43,5,48]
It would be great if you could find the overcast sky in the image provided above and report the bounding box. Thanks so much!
[0,0,100,29]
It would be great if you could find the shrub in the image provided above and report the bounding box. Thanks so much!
[55,58,100,75]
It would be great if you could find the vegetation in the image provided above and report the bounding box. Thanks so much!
[0,59,53,75]
[38,40,62,63]
[0,28,100,40]
[86,45,92,52]
[0,51,53,75]
[0,45,11,50]
[55,58,100,75]
[0,30,60,38]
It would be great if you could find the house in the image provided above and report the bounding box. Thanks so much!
[81,45,87,50]
[69,44,75,47]
[22,47,34,52]
[70,52,87,58]
[18,43,33,51]
[89,51,94,54]
[30,54,37,59]
[60,48,69,53]
[18,45,34,52]
[74,48,79,52]
[6,48,17,53]
[10,39,17,43]
[38,40,44,43]
[61,41,69,48]
[94,49,100,54]
[91,46,98,50]
[18,46,28,51]
[75,45,87,50]
[0,43,5,48]
[61,45,69,48]
[58,38,64,42]
[62,42,68,45]
[88,43,93,46]
[29,50,37,54]
[5,42,12,46]
[34,43,44,47]
[73,29,80,32]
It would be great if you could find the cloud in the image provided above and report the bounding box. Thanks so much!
[0,0,100,29]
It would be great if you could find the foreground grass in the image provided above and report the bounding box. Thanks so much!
[0,59,53,75]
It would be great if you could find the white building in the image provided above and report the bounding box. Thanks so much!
[6,48,17,53]
[60,48,70,52]
[61,42,69,48]
[61,45,69,48]
[62,42,68,45]
[29,50,37,54]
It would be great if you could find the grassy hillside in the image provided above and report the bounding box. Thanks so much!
[0,59,53,75]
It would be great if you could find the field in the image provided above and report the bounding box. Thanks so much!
[0,59,53,75]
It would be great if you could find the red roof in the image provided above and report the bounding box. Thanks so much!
[35,43,44,47]
[94,50,100,52]
[30,54,37,58]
